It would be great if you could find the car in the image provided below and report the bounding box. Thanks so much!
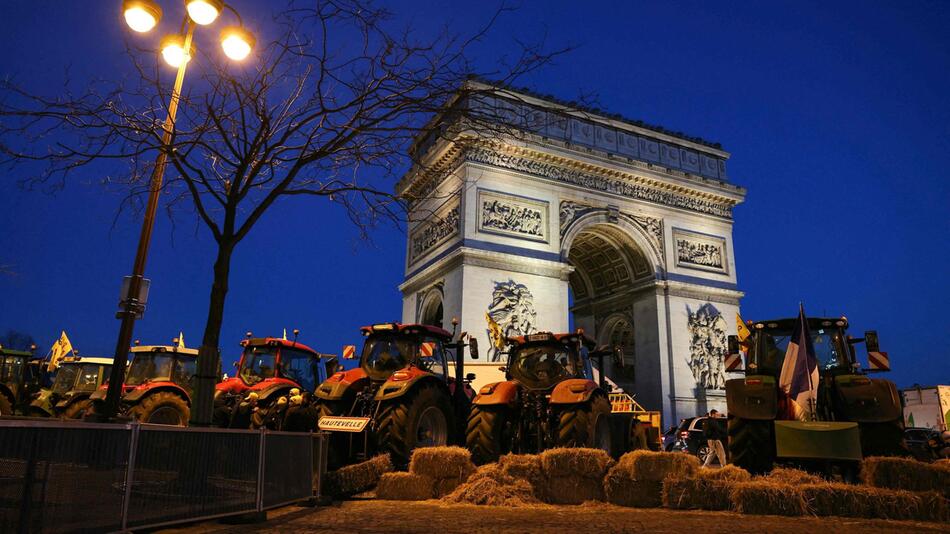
[670,416,720,464]
[904,427,943,461]
[662,425,679,451]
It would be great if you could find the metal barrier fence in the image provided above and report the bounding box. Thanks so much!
[0,419,327,533]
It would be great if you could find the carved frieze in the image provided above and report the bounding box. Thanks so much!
[485,279,537,362]
[478,190,549,242]
[410,203,460,264]
[559,200,595,236]
[673,228,728,274]
[687,303,728,390]
[466,148,734,219]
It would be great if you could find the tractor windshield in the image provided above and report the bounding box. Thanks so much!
[125,352,175,386]
[508,343,579,390]
[755,327,849,374]
[74,364,105,392]
[361,334,413,381]
[239,346,277,385]
[0,356,25,384]
[51,364,80,395]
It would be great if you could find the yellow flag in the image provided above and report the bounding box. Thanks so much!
[48,330,73,371]
[282,328,288,341]
[736,313,751,343]
[177,331,186,349]
[485,313,505,350]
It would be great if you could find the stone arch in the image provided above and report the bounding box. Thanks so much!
[418,286,444,328]
[560,210,664,275]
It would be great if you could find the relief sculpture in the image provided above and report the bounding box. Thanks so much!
[485,280,537,362]
[686,303,728,390]
[481,198,544,238]
[410,205,460,262]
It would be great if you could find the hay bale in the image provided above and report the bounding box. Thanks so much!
[763,467,823,485]
[543,476,605,504]
[663,478,733,510]
[408,446,476,480]
[323,454,393,496]
[539,447,614,479]
[729,481,808,516]
[603,463,662,508]
[467,463,514,484]
[697,464,751,482]
[861,456,950,497]
[498,453,544,486]
[444,474,540,507]
[617,450,700,481]
[801,483,874,518]
[376,472,435,501]
[433,476,463,497]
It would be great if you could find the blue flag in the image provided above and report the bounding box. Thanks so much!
[778,304,819,420]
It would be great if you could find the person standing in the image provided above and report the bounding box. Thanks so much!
[703,409,728,467]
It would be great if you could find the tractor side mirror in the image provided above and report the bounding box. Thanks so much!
[232,361,239,368]
[342,345,357,360]
[468,337,479,360]
[864,331,880,353]
[727,335,740,356]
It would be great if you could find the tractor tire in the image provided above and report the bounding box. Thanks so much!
[376,384,454,467]
[465,405,511,465]
[859,419,909,457]
[0,395,11,416]
[728,416,774,475]
[130,392,190,426]
[62,399,91,420]
[556,395,612,453]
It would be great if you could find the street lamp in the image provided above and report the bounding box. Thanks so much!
[101,1,255,423]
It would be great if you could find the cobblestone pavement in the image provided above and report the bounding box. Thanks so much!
[160,499,948,534]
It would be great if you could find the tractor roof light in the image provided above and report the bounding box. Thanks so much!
[123,0,162,33]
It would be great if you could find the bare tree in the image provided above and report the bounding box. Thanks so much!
[0,0,568,423]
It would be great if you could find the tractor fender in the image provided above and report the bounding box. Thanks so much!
[315,368,368,401]
[549,379,600,405]
[472,381,519,406]
[725,376,778,420]
[833,375,902,423]
[0,385,15,406]
[54,393,87,411]
[374,371,447,402]
[253,380,302,404]
[123,383,191,405]
[29,391,55,417]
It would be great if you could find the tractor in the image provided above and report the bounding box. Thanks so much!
[465,331,657,464]
[0,345,44,416]
[29,355,112,418]
[314,321,478,467]
[725,316,905,475]
[89,344,199,425]
[213,334,337,430]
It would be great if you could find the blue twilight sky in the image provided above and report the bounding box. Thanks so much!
[0,1,947,388]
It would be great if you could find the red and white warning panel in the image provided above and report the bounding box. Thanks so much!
[868,351,890,371]
[725,352,743,371]
[342,345,356,359]
[419,342,436,358]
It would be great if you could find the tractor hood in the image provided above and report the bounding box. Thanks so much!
[315,367,368,401]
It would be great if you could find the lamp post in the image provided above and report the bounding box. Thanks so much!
[101,0,254,421]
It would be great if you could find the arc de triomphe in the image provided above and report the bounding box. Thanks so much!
[397,86,746,424]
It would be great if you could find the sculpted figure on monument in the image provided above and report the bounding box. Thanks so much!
[485,279,538,362]
[686,303,728,390]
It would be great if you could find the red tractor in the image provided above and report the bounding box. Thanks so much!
[314,322,478,467]
[214,334,337,429]
[465,331,656,464]
[89,344,198,425]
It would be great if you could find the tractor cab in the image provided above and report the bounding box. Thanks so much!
[744,317,865,378]
[0,345,42,415]
[30,356,112,418]
[505,332,599,390]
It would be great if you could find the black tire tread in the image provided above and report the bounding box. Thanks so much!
[129,391,190,426]
[728,416,774,474]
[465,405,508,464]
[556,395,611,448]
[63,399,91,419]
[376,383,452,467]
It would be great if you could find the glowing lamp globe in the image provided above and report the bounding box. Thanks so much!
[186,0,223,26]
[160,35,191,68]
[220,27,255,61]
[123,0,162,33]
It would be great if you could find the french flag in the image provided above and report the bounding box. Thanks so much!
[778,304,819,421]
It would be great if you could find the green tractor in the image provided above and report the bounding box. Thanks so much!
[29,356,113,418]
[725,316,905,475]
[0,345,44,415]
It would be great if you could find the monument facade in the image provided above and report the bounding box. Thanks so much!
[398,84,746,424]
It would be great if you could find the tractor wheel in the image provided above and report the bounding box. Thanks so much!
[376,384,454,467]
[465,405,511,465]
[130,392,190,426]
[859,419,909,457]
[0,395,11,416]
[556,395,612,453]
[728,416,774,475]
[62,400,91,420]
